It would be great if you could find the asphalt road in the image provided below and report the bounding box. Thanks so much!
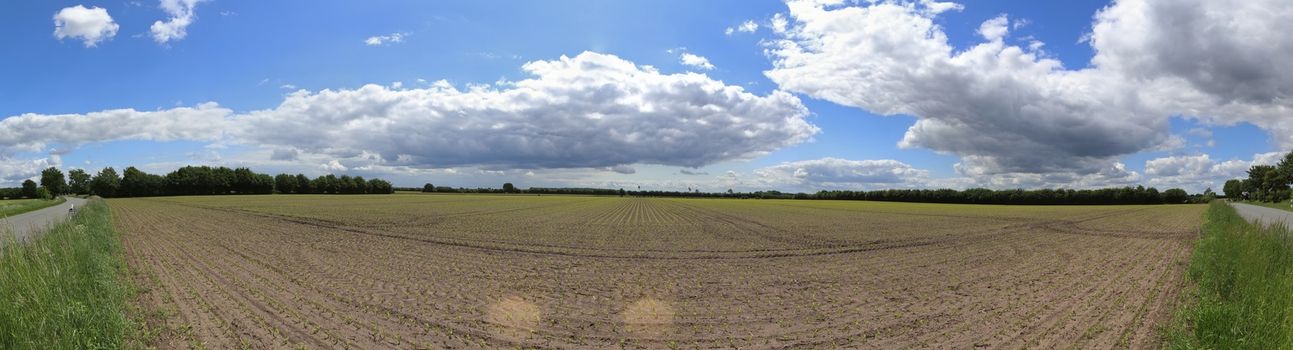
[1231,202,1293,228]
[1,197,88,243]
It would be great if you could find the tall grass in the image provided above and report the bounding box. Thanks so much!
[0,197,66,217]
[0,199,134,349]
[1169,202,1293,349]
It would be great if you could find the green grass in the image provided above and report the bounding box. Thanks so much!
[0,199,138,349]
[0,197,66,218]
[1240,200,1293,213]
[1168,202,1293,349]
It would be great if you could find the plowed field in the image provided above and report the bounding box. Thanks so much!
[114,194,1203,349]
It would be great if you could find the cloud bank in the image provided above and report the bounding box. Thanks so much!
[0,52,816,180]
[764,0,1293,184]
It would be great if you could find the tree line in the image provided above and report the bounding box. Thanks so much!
[1222,151,1293,202]
[813,187,1203,205]
[0,166,394,199]
[405,182,1203,205]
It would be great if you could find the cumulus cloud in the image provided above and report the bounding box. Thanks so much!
[0,103,230,154]
[752,157,930,190]
[726,20,759,35]
[321,159,348,172]
[977,14,1009,41]
[679,53,715,70]
[1143,153,1283,192]
[1088,0,1293,148]
[764,0,1293,181]
[0,157,60,187]
[0,52,815,174]
[365,32,407,46]
[234,52,814,169]
[151,0,202,44]
[53,5,119,47]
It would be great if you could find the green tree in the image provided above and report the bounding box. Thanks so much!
[40,167,68,196]
[1275,151,1293,187]
[502,182,516,193]
[91,167,121,197]
[68,169,91,195]
[1162,188,1189,203]
[21,179,38,198]
[1247,165,1277,200]
[275,173,297,194]
[1223,179,1243,199]
[422,183,434,192]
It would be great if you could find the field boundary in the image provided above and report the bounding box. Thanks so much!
[0,198,152,349]
[0,197,66,218]
[1166,202,1293,348]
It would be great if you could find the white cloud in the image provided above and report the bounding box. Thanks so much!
[725,20,758,36]
[150,0,203,44]
[918,0,963,15]
[0,157,60,187]
[235,52,814,170]
[1143,153,1283,192]
[53,5,119,47]
[0,103,230,154]
[679,53,715,70]
[365,32,408,46]
[0,52,816,175]
[977,14,1009,41]
[321,159,348,172]
[1087,0,1293,149]
[763,0,1183,177]
[752,157,930,190]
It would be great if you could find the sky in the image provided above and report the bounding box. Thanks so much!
[2,0,1291,193]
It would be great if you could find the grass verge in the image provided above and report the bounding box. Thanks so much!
[0,198,139,349]
[1167,201,1293,348]
[1241,200,1293,213]
[0,197,67,218]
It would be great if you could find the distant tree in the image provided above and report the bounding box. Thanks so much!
[422,183,434,192]
[295,174,312,193]
[21,179,38,198]
[121,167,161,197]
[68,169,91,195]
[40,167,68,196]
[367,179,394,194]
[91,167,121,197]
[503,182,516,193]
[1246,165,1279,201]
[275,173,297,194]
[34,187,51,200]
[353,176,368,194]
[618,188,626,197]
[1200,187,1216,203]
[1162,188,1190,203]
[1223,179,1243,199]
[338,175,356,194]
[1276,151,1293,187]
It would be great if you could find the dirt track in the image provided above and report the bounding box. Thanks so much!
[115,196,1202,349]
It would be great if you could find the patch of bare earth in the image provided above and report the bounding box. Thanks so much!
[115,196,1201,348]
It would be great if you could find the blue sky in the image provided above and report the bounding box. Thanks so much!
[2,0,1289,193]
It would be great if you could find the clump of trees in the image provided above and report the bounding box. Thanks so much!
[1,165,394,199]
[1223,151,1293,202]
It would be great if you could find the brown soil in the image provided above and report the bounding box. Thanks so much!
[115,196,1201,349]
